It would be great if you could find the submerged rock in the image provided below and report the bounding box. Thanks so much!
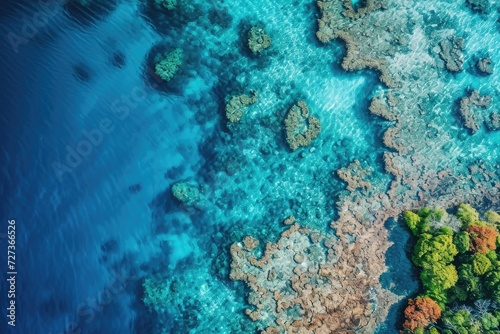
[284,101,321,151]
[439,36,465,72]
[111,51,126,68]
[73,63,91,82]
[487,112,500,131]
[248,26,271,54]
[459,90,492,134]
[476,57,493,75]
[128,183,142,194]
[466,0,491,13]
[154,0,177,10]
[171,181,201,206]
[224,90,258,123]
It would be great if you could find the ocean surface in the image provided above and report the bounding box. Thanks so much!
[0,0,498,333]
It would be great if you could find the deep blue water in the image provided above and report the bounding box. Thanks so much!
[0,1,203,332]
[0,0,499,333]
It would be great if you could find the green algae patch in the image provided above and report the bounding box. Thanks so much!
[283,101,321,151]
[400,205,500,333]
[154,48,183,82]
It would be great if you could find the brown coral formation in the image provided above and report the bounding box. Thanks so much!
[487,112,500,130]
[316,0,402,88]
[242,236,259,251]
[476,57,493,75]
[438,36,465,72]
[466,0,491,13]
[458,90,492,133]
[225,90,258,123]
[337,160,373,193]
[230,219,399,333]
[248,26,271,54]
[284,101,321,151]
[368,92,399,121]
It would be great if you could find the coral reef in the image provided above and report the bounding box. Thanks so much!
[154,0,177,11]
[337,160,373,193]
[143,276,173,313]
[213,0,500,332]
[476,57,493,75]
[458,90,492,133]
[171,181,201,206]
[154,48,183,82]
[438,36,465,72]
[224,90,258,123]
[283,101,321,151]
[142,264,247,333]
[340,0,388,19]
[248,26,271,54]
[368,92,399,121]
[230,217,399,333]
[316,0,401,88]
[487,112,500,131]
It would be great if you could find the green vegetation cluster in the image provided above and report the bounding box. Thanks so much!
[401,204,500,333]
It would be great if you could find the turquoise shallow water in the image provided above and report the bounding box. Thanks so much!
[0,0,499,333]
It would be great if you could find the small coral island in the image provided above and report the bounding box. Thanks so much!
[154,48,183,82]
[283,101,321,151]
[224,90,258,123]
[401,204,500,333]
[248,26,271,54]
[171,181,201,206]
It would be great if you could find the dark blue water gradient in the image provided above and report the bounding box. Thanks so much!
[0,1,208,332]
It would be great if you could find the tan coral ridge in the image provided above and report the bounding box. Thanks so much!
[368,92,400,122]
[230,216,399,334]
[337,160,373,193]
[284,101,321,151]
[316,0,399,88]
[225,90,258,123]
